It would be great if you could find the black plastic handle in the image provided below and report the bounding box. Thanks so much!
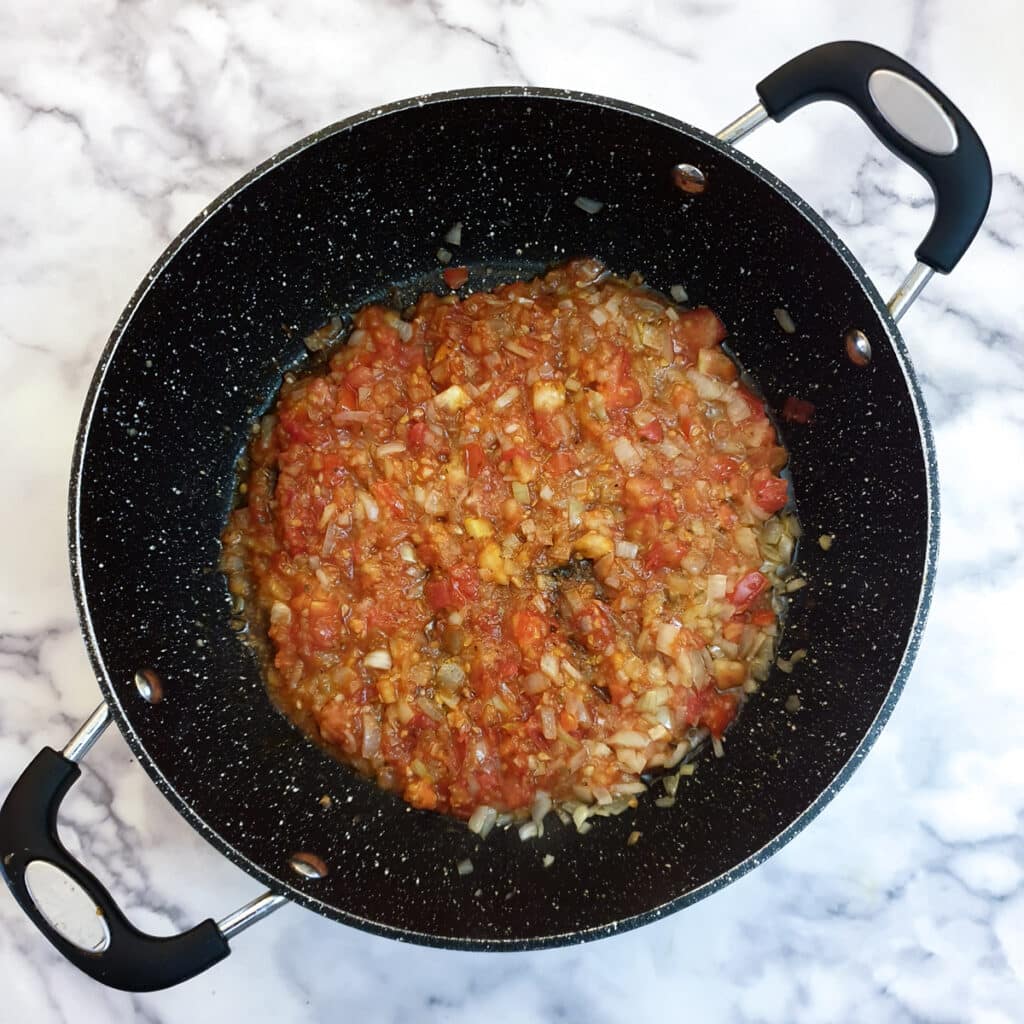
[756,40,991,273]
[0,747,230,992]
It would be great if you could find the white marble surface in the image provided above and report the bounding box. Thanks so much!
[1,0,1022,1020]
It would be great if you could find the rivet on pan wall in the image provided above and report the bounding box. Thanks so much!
[289,852,329,879]
[133,668,164,704]
[844,328,872,366]
[671,164,706,194]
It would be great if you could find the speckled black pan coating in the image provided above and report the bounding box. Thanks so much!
[69,89,937,949]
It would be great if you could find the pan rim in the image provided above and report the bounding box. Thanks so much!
[67,85,939,950]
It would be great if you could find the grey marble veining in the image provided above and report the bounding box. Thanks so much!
[1,0,1022,1020]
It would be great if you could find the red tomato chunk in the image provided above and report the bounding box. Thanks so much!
[223,260,794,824]
[781,396,816,424]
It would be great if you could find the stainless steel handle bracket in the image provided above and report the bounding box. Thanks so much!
[716,103,934,321]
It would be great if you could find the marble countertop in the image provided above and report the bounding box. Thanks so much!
[2,1,1022,1020]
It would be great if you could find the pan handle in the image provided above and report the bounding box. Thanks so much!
[718,41,992,317]
[0,703,285,992]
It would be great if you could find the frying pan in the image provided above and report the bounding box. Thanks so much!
[0,41,991,991]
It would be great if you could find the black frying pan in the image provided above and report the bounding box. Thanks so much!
[0,42,991,991]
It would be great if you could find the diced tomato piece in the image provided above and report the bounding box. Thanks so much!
[625,511,660,545]
[736,387,767,420]
[570,601,615,654]
[702,692,738,737]
[697,347,738,382]
[751,469,788,513]
[607,677,631,704]
[366,603,401,637]
[643,537,689,571]
[750,609,776,626]
[306,600,341,650]
[717,503,738,529]
[672,307,728,354]
[443,266,469,289]
[683,688,738,736]
[708,455,740,482]
[463,442,486,478]
[370,480,405,516]
[532,410,566,449]
[730,570,770,613]
[405,778,438,810]
[599,349,642,410]
[623,475,663,511]
[425,565,478,611]
[546,451,575,476]
[337,383,359,410]
[345,365,375,389]
[407,420,428,452]
[499,445,531,463]
[425,579,453,610]
[637,418,663,443]
[509,609,549,662]
[781,396,815,424]
[670,382,698,412]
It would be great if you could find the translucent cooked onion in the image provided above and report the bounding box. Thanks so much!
[574,196,604,214]
[468,804,498,838]
[363,649,392,670]
[437,660,466,689]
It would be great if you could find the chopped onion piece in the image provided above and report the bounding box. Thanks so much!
[356,490,379,522]
[539,706,557,740]
[608,730,649,749]
[270,601,292,626]
[524,672,549,694]
[615,540,639,560]
[361,711,380,757]
[670,284,688,303]
[504,339,535,359]
[540,653,560,680]
[376,441,406,457]
[518,820,539,841]
[468,804,498,837]
[656,621,681,656]
[437,660,466,689]
[774,307,796,333]
[494,385,520,409]
[574,195,604,214]
[444,222,463,246]
[456,858,474,876]
[434,384,472,412]
[363,649,392,670]
[532,790,552,826]
[612,436,641,469]
[436,247,452,264]
[707,574,728,601]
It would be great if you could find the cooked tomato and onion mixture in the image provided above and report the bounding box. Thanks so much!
[223,259,796,834]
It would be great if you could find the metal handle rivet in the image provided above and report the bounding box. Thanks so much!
[134,668,164,704]
[671,164,706,194]
[844,329,872,366]
[289,852,328,879]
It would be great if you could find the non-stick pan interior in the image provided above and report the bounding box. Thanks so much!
[72,90,933,946]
